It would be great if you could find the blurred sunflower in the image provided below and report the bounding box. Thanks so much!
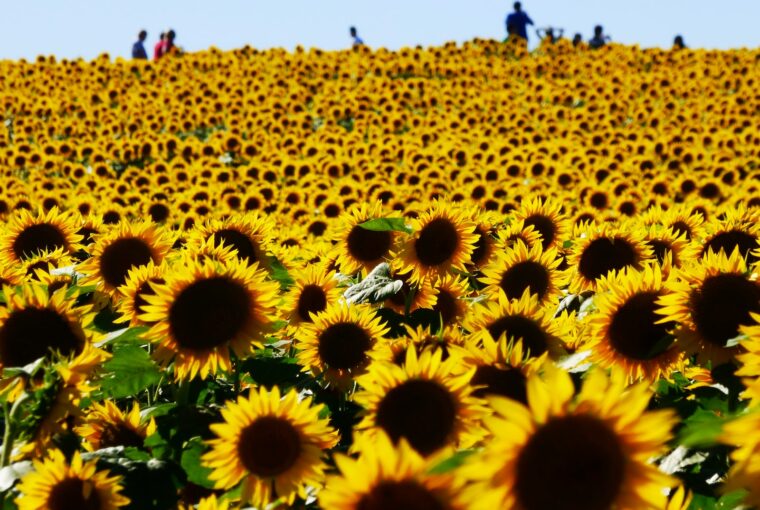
[114,262,166,327]
[396,204,477,284]
[141,258,279,380]
[16,450,129,510]
[462,366,676,510]
[75,400,156,451]
[354,348,484,456]
[202,385,338,507]
[281,264,342,333]
[513,197,568,251]
[320,432,471,510]
[0,208,81,264]
[333,202,399,275]
[188,213,272,267]
[294,303,390,388]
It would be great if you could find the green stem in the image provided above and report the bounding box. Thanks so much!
[1,394,29,468]
[176,380,191,407]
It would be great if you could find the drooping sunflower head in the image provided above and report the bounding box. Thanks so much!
[320,431,470,510]
[202,385,339,508]
[642,225,691,273]
[568,224,653,293]
[430,274,470,327]
[333,201,399,276]
[294,302,391,388]
[480,239,567,306]
[462,366,677,510]
[396,203,477,284]
[0,208,81,264]
[513,196,568,251]
[691,209,760,265]
[114,261,167,327]
[464,290,573,361]
[16,449,129,510]
[78,222,174,295]
[281,264,342,332]
[141,257,280,380]
[0,284,91,370]
[658,248,760,365]
[586,265,685,381]
[390,324,467,365]
[75,400,156,451]
[354,348,484,457]
[187,213,273,268]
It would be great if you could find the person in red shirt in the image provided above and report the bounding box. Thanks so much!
[154,32,167,60]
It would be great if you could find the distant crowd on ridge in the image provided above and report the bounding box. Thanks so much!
[130,3,688,60]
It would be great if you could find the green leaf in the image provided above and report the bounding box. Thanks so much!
[269,257,294,291]
[96,326,149,347]
[99,344,161,399]
[677,409,725,448]
[359,217,413,234]
[716,490,748,509]
[180,437,215,489]
[428,450,475,474]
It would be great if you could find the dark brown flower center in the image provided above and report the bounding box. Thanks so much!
[469,226,491,266]
[432,290,458,326]
[49,477,102,510]
[375,379,456,456]
[212,229,258,263]
[12,223,68,260]
[515,414,625,510]
[524,214,556,250]
[578,237,639,282]
[357,480,445,510]
[99,423,145,449]
[499,261,551,300]
[317,322,371,370]
[414,218,459,267]
[487,315,548,358]
[703,229,759,264]
[690,274,760,347]
[0,307,83,367]
[608,292,675,360]
[134,277,164,317]
[296,284,328,322]
[169,277,252,351]
[347,226,392,264]
[100,237,155,288]
[238,416,301,478]
[471,365,528,403]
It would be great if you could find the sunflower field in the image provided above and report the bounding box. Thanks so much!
[0,36,759,509]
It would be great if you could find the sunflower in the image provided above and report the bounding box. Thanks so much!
[513,197,568,251]
[430,274,470,327]
[333,201,399,275]
[141,258,279,380]
[78,222,174,295]
[567,225,653,293]
[396,203,477,284]
[382,263,438,314]
[732,314,760,402]
[493,219,544,252]
[464,290,573,361]
[642,225,691,272]
[0,284,91,370]
[188,213,273,267]
[75,400,157,451]
[720,404,760,509]
[0,208,81,264]
[466,210,503,269]
[202,385,339,507]
[585,265,685,381]
[691,206,760,264]
[294,303,390,388]
[114,262,166,327]
[180,236,240,265]
[658,248,760,364]
[480,239,567,306]
[462,366,677,510]
[320,431,471,510]
[21,247,74,280]
[16,450,129,510]
[354,348,484,456]
[281,264,342,333]
[389,324,467,364]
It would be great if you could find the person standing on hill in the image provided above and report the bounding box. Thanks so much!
[154,32,167,59]
[350,26,364,47]
[165,30,177,54]
[506,2,534,41]
[132,30,148,59]
[589,25,611,49]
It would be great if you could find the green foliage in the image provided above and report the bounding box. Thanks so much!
[358,217,413,234]
[98,344,162,399]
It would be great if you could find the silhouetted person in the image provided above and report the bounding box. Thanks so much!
[166,29,177,54]
[350,26,364,47]
[154,32,166,60]
[589,25,610,49]
[132,30,148,59]
[537,26,563,44]
[673,35,686,49]
[572,33,583,47]
[506,2,534,41]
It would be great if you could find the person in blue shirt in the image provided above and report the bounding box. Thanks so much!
[132,30,148,60]
[506,2,534,41]
[350,26,364,47]
[589,25,611,49]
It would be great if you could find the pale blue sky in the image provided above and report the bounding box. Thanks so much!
[0,1,757,61]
